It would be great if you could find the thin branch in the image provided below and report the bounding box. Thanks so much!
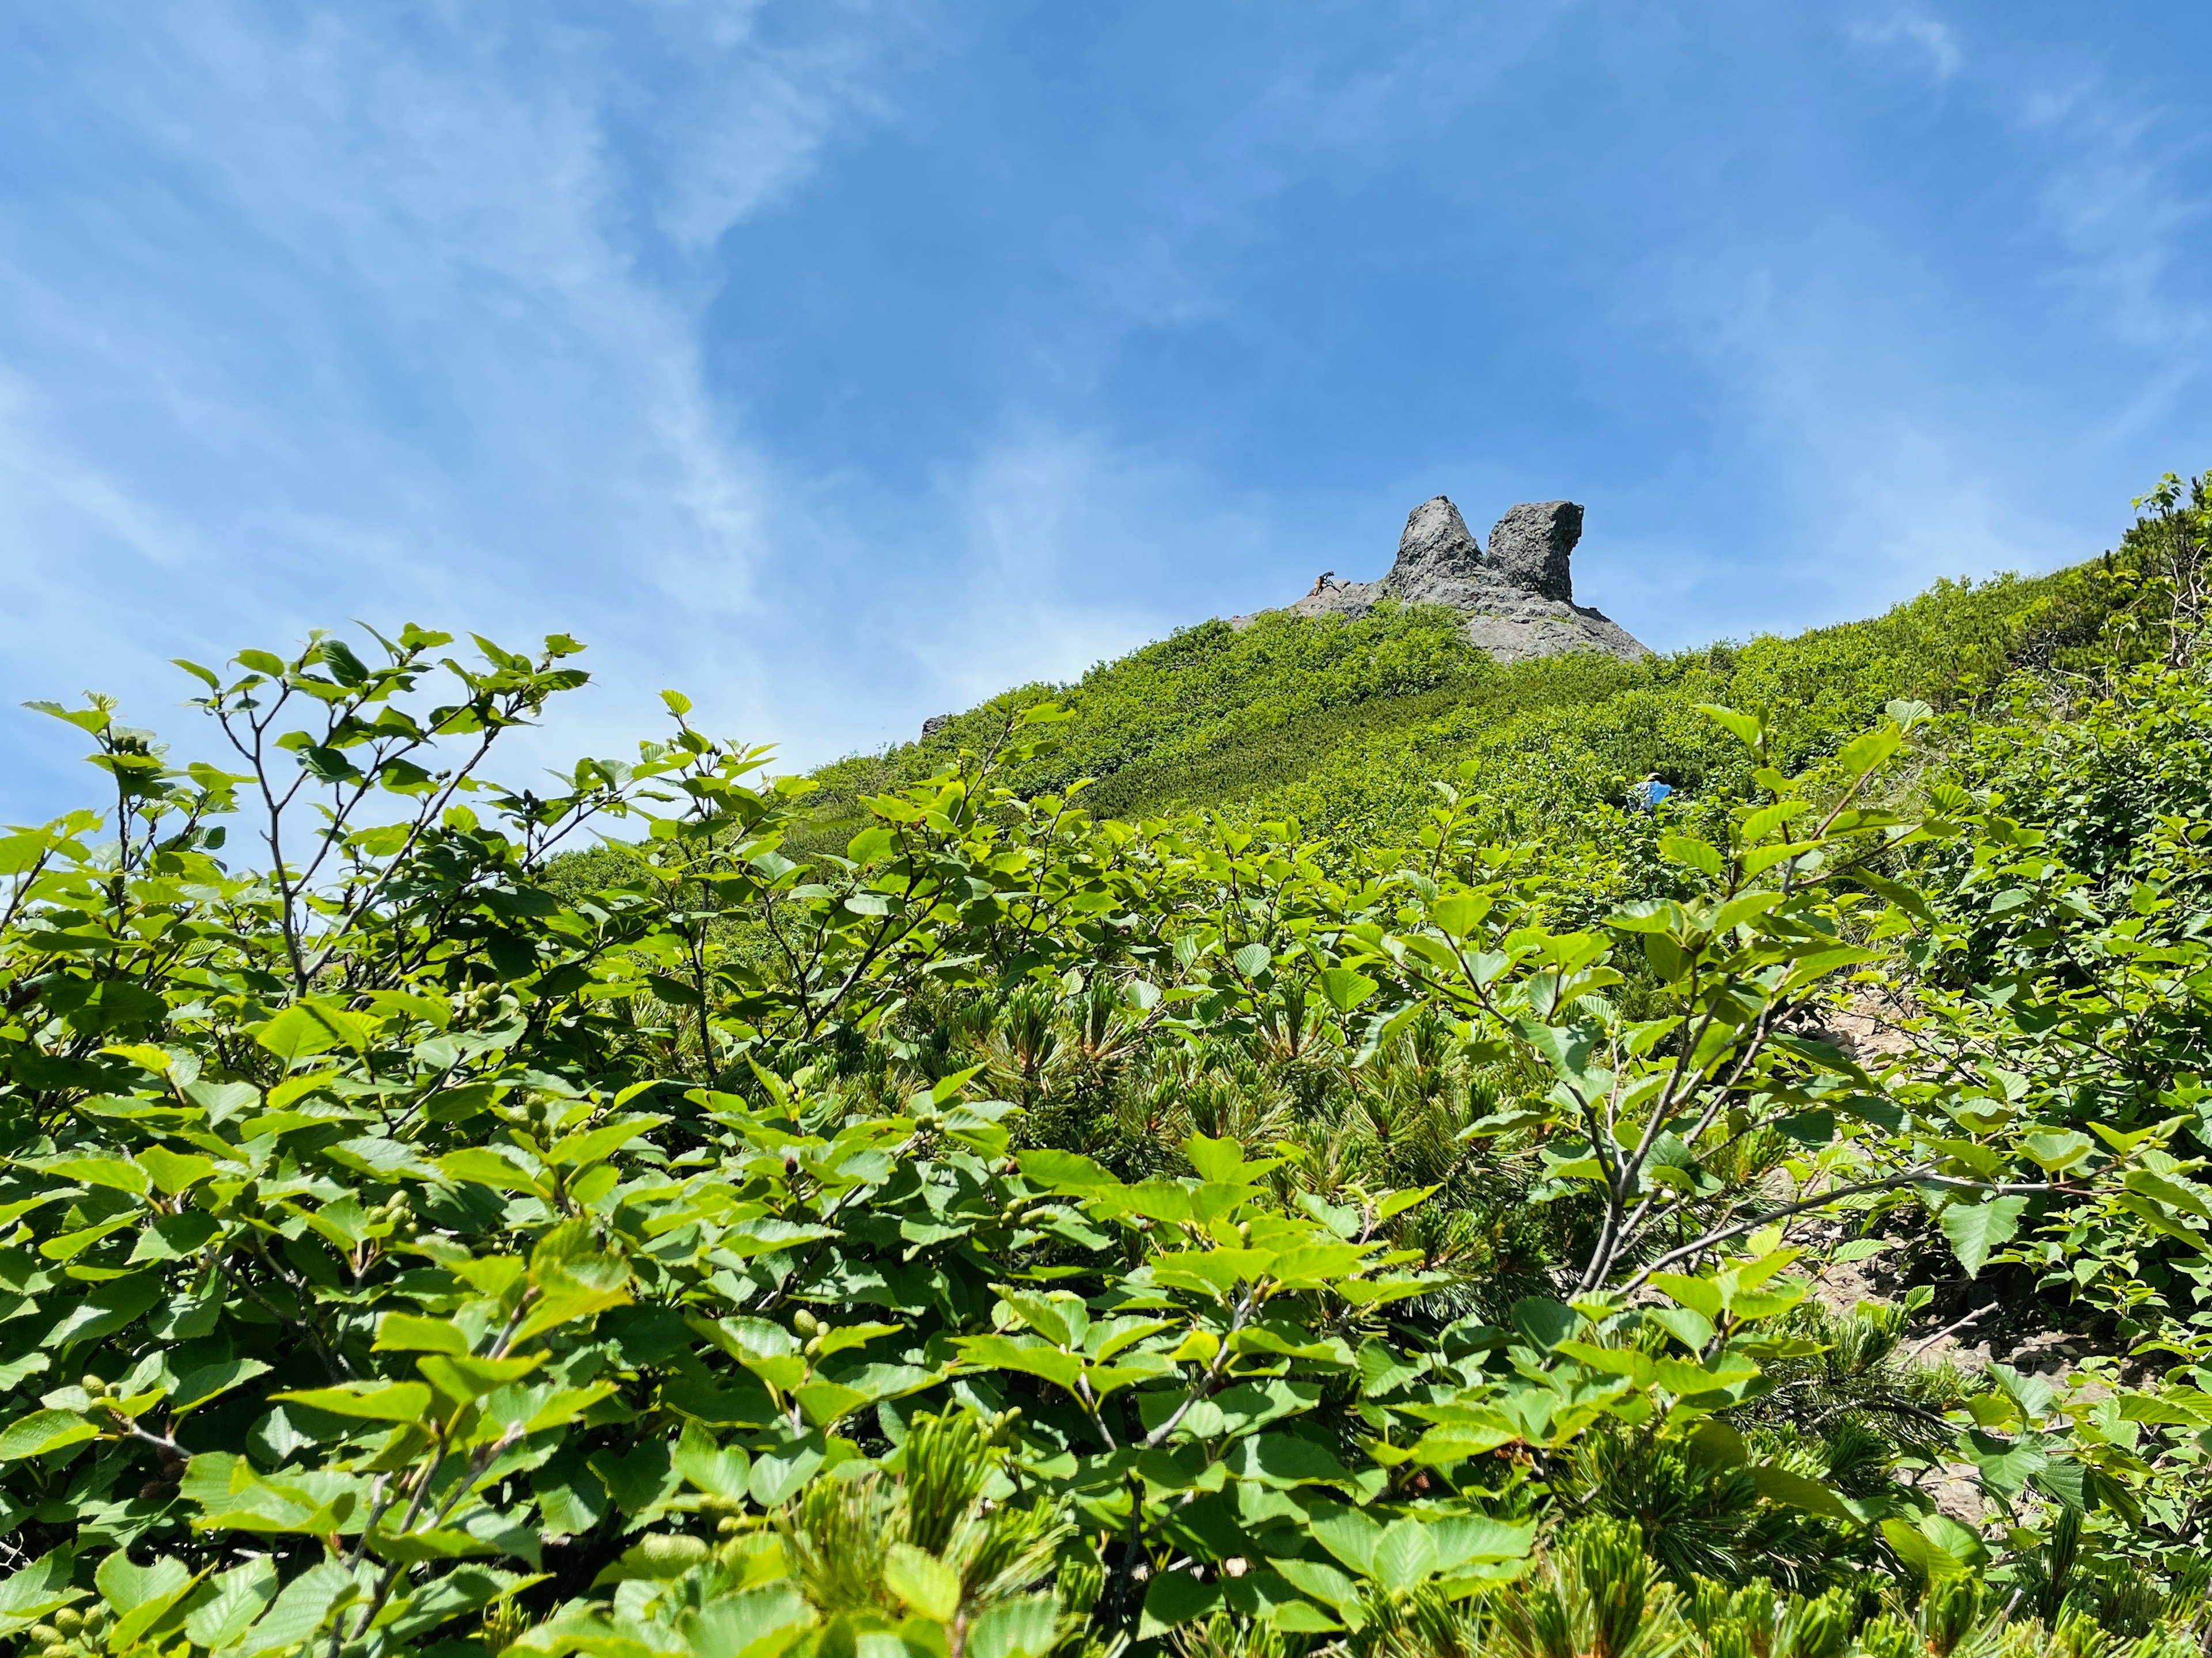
[1612,1171,2059,1297]
[1143,1291,1256,1450]
[1907,1303,1997,1359]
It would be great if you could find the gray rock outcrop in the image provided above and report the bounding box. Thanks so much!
[1230,495,1646,665]
[1394,496,1486,590]
[1486,500,1580,603]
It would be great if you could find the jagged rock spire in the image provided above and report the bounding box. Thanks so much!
[1394,496,1484,585]
[1230,491,1645,665]
[1485,500,1581,604]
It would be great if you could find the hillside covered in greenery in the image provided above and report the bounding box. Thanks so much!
[805,532,2121,853]
[0,472,2206,1658]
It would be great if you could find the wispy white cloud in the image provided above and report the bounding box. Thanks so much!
[2014,74,2209,361]
[778,423,1294,749]
[0,1,927,808]
[1251,0,1588,149]
[1843,7,1964,84]
[1585,9,2212,652]
[1600,220,2090,649]
[642,6,909,249]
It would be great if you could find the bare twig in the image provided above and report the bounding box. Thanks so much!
[1907,1303,1996,1359]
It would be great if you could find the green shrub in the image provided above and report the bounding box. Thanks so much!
[1,477,2208,1658]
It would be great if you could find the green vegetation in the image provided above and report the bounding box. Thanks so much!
[0,473,2206,1658]
[800,602,1490,855]
[805,542,2116,856]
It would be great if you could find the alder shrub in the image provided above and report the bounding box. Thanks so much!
[0,619,2206,1658]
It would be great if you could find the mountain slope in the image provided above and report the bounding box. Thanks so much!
[800,555,2118,855]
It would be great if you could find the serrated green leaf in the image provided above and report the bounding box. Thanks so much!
[0,1409,100,1460]
[271,1382,435,1422]
[1938,1196,2028,1278]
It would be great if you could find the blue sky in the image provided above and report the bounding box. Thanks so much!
[2,2,2209,818]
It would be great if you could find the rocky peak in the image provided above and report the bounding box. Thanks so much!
[1485,500,1580,604]
[1229,492,1646,666]
[1393,496,1485,587]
